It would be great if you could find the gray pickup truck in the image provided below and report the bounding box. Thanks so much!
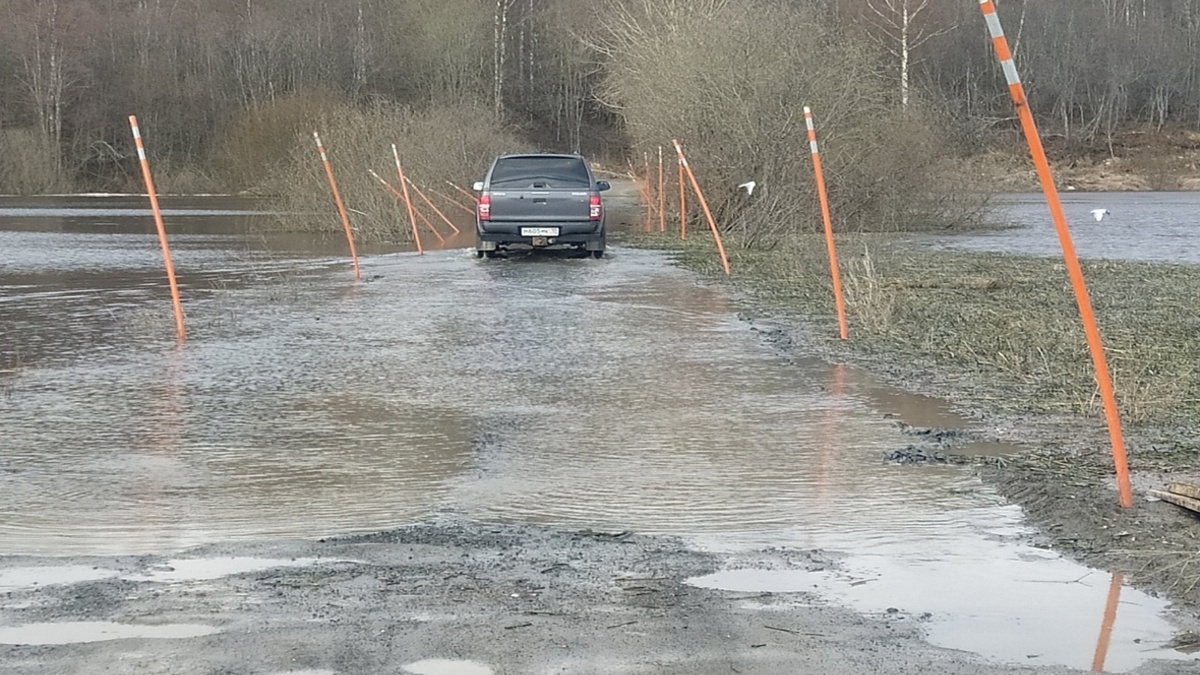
[473,153,610,258]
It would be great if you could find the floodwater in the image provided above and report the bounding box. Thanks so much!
[0,195,1195,671]
[916,191,1200,263]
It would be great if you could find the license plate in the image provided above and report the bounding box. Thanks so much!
[521,227,559,236]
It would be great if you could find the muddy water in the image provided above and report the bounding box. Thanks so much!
[918,191,1200,263]
[0,196,1193,671]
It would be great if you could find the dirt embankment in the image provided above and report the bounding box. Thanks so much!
[961,126,1200,192]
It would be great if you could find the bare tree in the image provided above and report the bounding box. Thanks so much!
[851,0,960,107]
[494,0,516,115]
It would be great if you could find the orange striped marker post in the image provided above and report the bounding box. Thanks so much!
[392,145,423,255]
[312,132,362,281]
[672,139,730,276]
[639,152,651,231]
[657,146,666,232]
[129,115,186,342]
[447,180,480,204]
[427,185,476,217]
[367,170,445,244]
[679,153,687,240]
[805,106,849,340]
[980,0,1132,507]
[1091,572,1123,672]
[414,208,446,244]
[639,164,655,233]
[407,178,462,235]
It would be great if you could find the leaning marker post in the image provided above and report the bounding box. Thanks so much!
[129,115,186,342]
[978,0,1132,507]
[407,178,462,235]
[804,107,849,340]
[671,139,730,276]
[678,153,687,240]
[392,144,424,255]
[367,169,446,244]
[657,146,666,232]
[313,132,362,280]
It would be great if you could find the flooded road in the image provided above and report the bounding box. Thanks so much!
[1,196,1195,672]
[917,191,1200,263]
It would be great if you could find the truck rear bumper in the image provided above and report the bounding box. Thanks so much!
[477,221,605,250]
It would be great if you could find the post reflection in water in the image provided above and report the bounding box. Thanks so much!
[131,350,187,551]
[1092,571,1124,673]
[815,364,847,506]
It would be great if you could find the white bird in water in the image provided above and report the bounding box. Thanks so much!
[1090,208,1110,222]
[738,181,757,197]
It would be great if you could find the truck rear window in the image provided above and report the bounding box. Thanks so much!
[489,157,591,189]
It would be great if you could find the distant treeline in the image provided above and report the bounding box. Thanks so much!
[2,0,1197,205]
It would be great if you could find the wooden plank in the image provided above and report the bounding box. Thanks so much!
[1150,489,1200,515]
[1169,483,1200,501]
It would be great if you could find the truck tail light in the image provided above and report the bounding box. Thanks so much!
[478,193,491,220]
[589,194,602,220]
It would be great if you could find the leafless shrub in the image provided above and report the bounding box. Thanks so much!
[209,91,347,194]
[0,127,71,194]
[597,0,984,246]
[217,96,532,241]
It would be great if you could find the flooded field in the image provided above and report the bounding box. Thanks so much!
[917,191,1200,263]
[1,195,1196,672]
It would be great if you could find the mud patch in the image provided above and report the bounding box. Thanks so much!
[10,520,1172,674]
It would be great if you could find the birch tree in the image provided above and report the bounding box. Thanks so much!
[853,0,959,107]
[493,0,516,115]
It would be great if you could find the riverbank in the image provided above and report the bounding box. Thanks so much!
[961,126,1200,192]
[626,229,1200,611]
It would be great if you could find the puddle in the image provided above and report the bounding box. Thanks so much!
[126,557,321,583]
[402,660,493,675]
[0,565,118,592]
[690,553,1193,673]
[0,621,219,645]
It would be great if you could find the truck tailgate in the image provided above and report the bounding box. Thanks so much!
[488,189,591,223]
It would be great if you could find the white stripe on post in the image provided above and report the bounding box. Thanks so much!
[982,11,1004,40]
[1001,60,1022,86]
